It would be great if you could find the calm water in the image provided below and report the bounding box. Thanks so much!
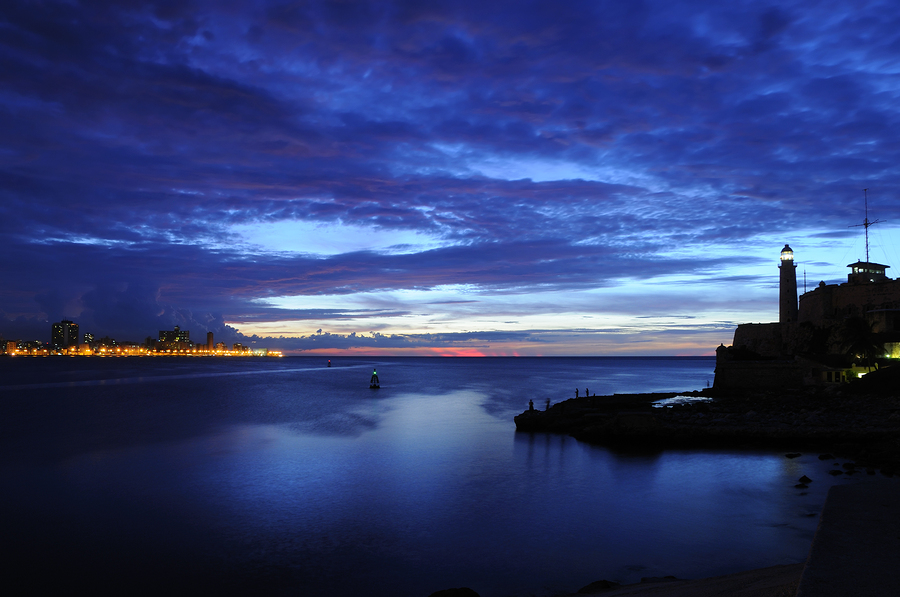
[0,357,874,595]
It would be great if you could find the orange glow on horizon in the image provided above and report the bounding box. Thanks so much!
[275,336,723,357]
[426,347,487,357]
[279,346,718,357]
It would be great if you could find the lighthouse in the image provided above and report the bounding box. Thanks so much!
[779,244,798,323]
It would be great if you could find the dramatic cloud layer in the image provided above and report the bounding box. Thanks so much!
[3,0,900,354]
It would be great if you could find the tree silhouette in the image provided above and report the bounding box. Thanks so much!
[840,317,883,372]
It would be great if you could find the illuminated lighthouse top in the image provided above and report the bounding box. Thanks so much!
[779,244,798,323]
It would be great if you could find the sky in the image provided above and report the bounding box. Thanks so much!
[3,0,900,356]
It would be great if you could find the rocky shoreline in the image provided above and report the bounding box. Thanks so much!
[514,379,900,475]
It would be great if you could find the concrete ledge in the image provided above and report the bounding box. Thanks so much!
[796,481,900,596]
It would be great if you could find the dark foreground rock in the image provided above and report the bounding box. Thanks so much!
[577,579,620,593]
[515,388,900,473]
[572,563,804,596]
[427,588,480,597]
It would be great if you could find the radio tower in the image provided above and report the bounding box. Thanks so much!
[850,188,884,263]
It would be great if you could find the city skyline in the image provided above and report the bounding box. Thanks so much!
[3,1,900,355]
[5,319,277,357]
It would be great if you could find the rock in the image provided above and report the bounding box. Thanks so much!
[428,589,480,597]
[613,412,659,431]
[515,390,900,472]
[641,576,680,583]
[795,483,809,489]
[799,475,812,483]
[577,579,621,593]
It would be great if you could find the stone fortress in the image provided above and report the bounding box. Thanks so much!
[714,244,900,390]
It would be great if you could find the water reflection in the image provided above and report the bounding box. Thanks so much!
[0,358,886,597]
[57,411,863,595]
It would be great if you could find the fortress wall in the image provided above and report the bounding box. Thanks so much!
[870,310,900,334]
[731,321,827,358]
[799,286,832,323]
[800,279,900,322]
[830,279,900,311]
[713,360,806,391]
[732,322,784,357]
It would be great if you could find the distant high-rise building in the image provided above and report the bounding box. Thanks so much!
[207,331,214,351]
[159,325,190,344]
[157,325,190,351]
[84,332,95,344]
[51,320,79,349]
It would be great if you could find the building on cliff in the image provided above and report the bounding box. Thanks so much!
[714,245,900,391]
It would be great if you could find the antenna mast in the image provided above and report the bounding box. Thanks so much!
[849,188,884,263]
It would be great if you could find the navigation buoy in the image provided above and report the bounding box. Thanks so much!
[370,368,380,389]
[328,359,331,367]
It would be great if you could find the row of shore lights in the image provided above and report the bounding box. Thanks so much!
[7,347,282,357]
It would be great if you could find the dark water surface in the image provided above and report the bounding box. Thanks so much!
[0,357,871,595]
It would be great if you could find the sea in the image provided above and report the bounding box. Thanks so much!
[0,356,874,596]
